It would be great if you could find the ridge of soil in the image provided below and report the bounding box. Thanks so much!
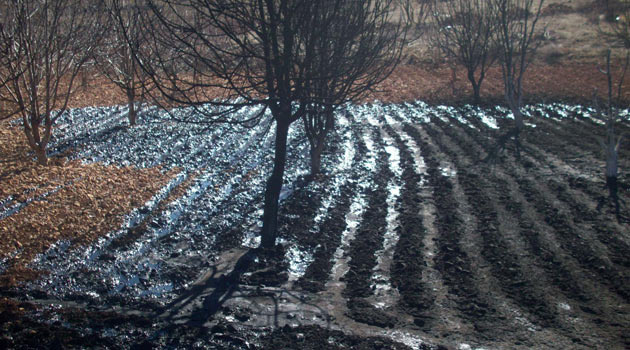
[1,102,630,349]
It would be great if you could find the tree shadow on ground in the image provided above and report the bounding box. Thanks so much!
[155,247,332,330]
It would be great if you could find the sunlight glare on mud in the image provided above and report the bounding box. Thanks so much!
[2,100,629,349]
[368,114,403,309]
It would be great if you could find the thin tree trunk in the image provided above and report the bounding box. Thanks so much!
[127,89,136,126]
[260,118,290,249]
[35,145,47,165]
[606,139,618,185]
[606,173,620,221]
[514,107,527,159]
[309,140,324,177]
[606,173,618,196]
[604,123,621,220]
[472,82,481,105]
[450,65,458,96]
[23,115,49,165]
[513,106,525,132]
[467,70,481,104]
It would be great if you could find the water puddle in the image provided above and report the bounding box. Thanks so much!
[24,105,286,302]
[441,166,457,177]
[437,105,479,130]
[285,243,315,282]
[406,102,432,124]
[382,329,430,350]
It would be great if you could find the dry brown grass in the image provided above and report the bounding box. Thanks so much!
[405,0,623,65]
[366,0,630,104]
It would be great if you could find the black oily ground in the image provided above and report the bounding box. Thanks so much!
[425,117,558,327]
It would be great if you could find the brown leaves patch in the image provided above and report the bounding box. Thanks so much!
[67,74,128,109]
[0,121,178,286]
[368,62,630,105]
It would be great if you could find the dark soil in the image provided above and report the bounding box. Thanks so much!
[2,102,630,349]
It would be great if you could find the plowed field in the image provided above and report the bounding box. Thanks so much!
[1,102,629,349]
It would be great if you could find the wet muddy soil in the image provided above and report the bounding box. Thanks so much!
[1,102,629,349]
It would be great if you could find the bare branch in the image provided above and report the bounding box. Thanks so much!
[485,0,545,161]
[134,0,412,248]
[431,0,497,104]
[0,0,106,165]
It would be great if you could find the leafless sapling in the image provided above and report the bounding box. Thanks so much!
[486,0,545,161]
[97,0,154,126]
[594,49,627,220]
[300,0,415,178]
[302,104,335,179]
[430,0,497,104]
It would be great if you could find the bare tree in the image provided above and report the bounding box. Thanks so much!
[97,0,152,126]
[302,105,335,178]
[487,0,545,159]
[0,0,105,165]
[300,0,416,177]
[595,49,627,220]
[300,0,426,178]
[594,4,630,219]
[431,0,497,104]
[137,0,410,249]
[0,25,24,112]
